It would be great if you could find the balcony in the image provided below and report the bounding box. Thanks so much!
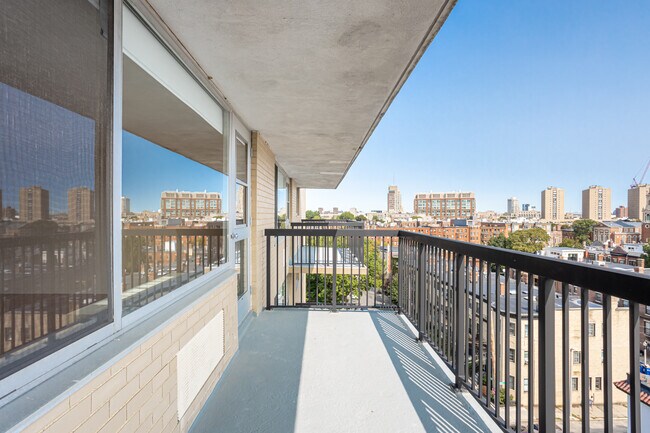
[192,227,650,433]
[190,309,492,433]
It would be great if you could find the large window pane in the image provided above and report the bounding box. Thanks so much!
[0,0,113,378]
[276,168,290,228]
[121,18,228,315]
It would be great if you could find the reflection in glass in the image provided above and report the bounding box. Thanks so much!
[235,240,247,298]
[0,0,112,378]
[276,168,290,228]
[121,49,228,315]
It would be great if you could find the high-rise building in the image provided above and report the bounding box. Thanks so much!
[121,196,131,216]
[541,187,564,222]
[643,191,650,223]
[19,186,49,222]
[160,191,222,219]
[628,184,650,220]
[522,203,530,211]
[387,185,402,213]
[413,192,476,219]
[507,197,520,215]
[582,185,611,221]
[68,187,95,223]
[614,205,628,219]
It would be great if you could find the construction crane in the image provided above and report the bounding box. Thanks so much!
[632,158,650,188]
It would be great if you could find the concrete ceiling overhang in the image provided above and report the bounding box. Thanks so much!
[139,0,456,188]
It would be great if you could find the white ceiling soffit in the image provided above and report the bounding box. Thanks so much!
[142,0,456,188]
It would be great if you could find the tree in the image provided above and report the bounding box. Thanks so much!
[559,238,583,248]
[572,219,597,244]
[642,243,650,264]
[487,233,511,249]
[338,211,355,220]
[305,210,321,220]
[355,214,367,221]
[508,228,550,253]
[411,215,422,220]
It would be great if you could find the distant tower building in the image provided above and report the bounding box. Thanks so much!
[387,185,402,213]
[19,186,50,222]
[160,191,222,219]
[628,184,650,220]
[507,197,520,215]
[413,192,476,219]
[582,185,611,221]
[68,187,95,223]
[614,206,628,219]
[541,187,564,222]
[643,191,650,223]
[121,196,131,216]
[522,203,530,212]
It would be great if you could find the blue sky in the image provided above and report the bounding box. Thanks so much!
[123,132,228,212]
[307,1,650,213]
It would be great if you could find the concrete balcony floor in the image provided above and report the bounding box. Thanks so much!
[189,309,498,433]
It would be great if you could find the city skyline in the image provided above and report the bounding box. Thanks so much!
[306,1,650,213]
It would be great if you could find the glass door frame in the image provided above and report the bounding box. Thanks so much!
[230,121,251,325]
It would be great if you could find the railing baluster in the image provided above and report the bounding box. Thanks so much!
[515,269,521,433]
[562,282,570,432]
[454,253,466,389]
[539,277,556,433]
[630,301,640,433]
[581,286,590,433]
[527,273,535,433]
[603,294,613,433]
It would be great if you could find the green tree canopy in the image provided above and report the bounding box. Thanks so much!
[559,238,583,248]
[355,214,367,221]
[642,243,650,264]
[487,233,511,249]
[338,211,355,220]
[508,227,550,253]
[305,210,321,220]
[572,219,597,243]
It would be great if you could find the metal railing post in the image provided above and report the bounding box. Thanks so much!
[538,277,556,432]
[418,242,425,341]
[332,234,337,308]
[454,253,466,389]
[266,235,271,310]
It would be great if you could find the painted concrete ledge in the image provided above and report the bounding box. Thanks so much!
[190,309,497,433]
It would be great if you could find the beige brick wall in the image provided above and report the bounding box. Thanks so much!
[22,274,238,433]
[251,132,276,313]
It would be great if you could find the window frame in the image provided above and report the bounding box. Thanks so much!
[0,1,238,402]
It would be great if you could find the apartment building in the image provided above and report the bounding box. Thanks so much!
[614,205,628,218]
[541,187,564,222]
[160,191,223,220]
[414,191,476,219]
[387,185,402,213]
[19,186,49,222]
[507,197,520,215]
[582,185,612,221]
[68,187,95,223]
[490,288,630,408]
[628,184,650,220]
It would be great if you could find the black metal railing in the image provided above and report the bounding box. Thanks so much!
[0,231,106,377]
[122,228,226,314]
[266,228,650,432]
[292,220,364,229]
[265,229,398,308]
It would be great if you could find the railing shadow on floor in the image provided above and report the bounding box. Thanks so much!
[369,311,493,433]
[189,309,309,433]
